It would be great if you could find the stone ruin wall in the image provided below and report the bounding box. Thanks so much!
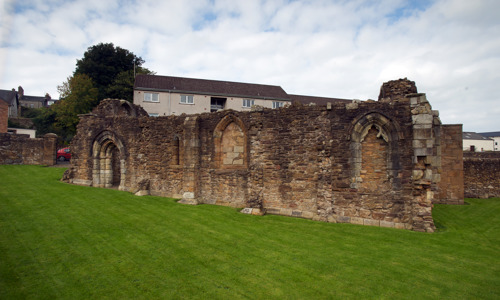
[0,100,7,133]
[435,124,464,204]
[463,152,500,198]
[64,80,464,232]
[0,132,57,165]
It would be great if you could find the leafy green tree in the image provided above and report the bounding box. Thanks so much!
[74,42,153,102]
[53,74,98,137]
[106,67,153,102]
[33,107,58,135]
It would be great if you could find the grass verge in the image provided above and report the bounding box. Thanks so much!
[0,165,499,299]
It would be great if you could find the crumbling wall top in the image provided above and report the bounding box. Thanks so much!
[378,78,417,101]
[91,99,149,118]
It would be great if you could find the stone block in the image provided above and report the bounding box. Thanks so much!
[240,207,253,214]
[346,102,358,110]
[302,211,314,219]
[413,170,423,180]
[424,169,433,180]
[233,146,244,153]
[135,190,150,196]
[351,217,364,225]
[364,219,380,226]
[412,140,425,148]
[412,114,433,125]
[336,216,350,223]
[394,223,406,229]
[414,148,433,157]
[266,208,280,215]
[380,221,394,228]
[327,215,337,223]
[413,128,432,139]
[251,208,265,215]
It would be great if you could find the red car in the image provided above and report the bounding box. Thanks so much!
[57,147,71,161]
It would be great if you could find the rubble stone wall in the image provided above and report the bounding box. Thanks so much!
[0,133,57,165]
[463,152,500,198]
[65,84,461,232]
[0,101,7,133]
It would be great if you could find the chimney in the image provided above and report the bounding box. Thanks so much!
[18,86,24,98]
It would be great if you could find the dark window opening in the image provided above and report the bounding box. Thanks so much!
[211,97,226,112]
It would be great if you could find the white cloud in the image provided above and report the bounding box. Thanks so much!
[0,0,499,132]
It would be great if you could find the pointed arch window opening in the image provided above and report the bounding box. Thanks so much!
[349,113,402,191]
[213,115,248,169]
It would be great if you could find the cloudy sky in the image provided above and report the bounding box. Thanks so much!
[1,0,499,132]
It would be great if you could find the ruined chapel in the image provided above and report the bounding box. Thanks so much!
[63,79,464,232]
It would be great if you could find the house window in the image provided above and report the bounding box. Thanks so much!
[211,97,226,112]
[272,101,283,109]
[29,104,34,108]
[180,95,194,104]
[144,93,159,102]
[149,113,159,117]
[243,99,254,108]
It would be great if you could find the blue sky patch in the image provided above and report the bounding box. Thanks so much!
[386,0,434,24]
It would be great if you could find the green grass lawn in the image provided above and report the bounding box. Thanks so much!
[0,165,499,299]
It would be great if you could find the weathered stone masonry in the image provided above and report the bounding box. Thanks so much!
[64,80,464,232]
[463,152,500,199]
[0,133,57,165]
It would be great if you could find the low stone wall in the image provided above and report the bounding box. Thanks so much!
[0,133,57,165]
[464,152,500,198]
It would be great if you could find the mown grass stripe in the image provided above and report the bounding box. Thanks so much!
[1,165,499,299]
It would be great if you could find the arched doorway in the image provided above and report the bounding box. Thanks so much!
[92,131,126,189]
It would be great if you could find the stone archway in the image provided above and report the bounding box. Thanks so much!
[349,112,402,191]
[92,131,126,189]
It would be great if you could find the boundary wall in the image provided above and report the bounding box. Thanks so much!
[0,133,57,165]
[463,152,500,198]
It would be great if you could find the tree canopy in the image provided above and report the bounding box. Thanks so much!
[33,42,155,143]
[53,74,99,139]
[74,42,153,102]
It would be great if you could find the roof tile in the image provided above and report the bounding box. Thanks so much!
[135,74,290,100]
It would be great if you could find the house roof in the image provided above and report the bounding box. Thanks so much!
[134,74,290,101]
[288,94,353,105]
[478,131,500,138]
[0,89,17,105]
[21,95,46,103]
[463,132,493,140]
